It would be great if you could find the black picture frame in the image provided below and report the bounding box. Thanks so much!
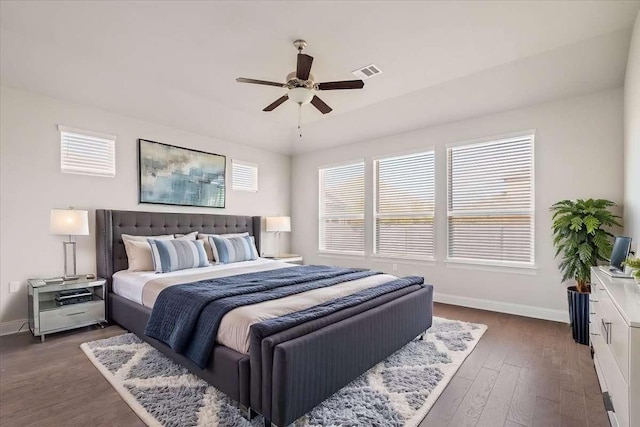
[137,139,226,208]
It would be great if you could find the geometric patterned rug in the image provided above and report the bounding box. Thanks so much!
[81,317,486,427]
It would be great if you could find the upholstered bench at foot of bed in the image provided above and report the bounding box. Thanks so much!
[257,285,434,427]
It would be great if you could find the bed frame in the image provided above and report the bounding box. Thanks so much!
[96,209,433,427]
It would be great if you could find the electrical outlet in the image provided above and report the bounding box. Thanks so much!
[9,281,21,293]
[392,263,398,271]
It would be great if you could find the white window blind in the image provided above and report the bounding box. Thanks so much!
[319,161,365,253]
[374,151,435,259]
[447,135,534,265]
[232,160,258,192]
[59,126,116,177]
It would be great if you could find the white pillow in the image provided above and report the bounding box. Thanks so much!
[121,233,173,272]
[123,240,155,271]
[122,233,175,243]
[174,231,198,240]
[123,234,174,272]
[197,232,249,262]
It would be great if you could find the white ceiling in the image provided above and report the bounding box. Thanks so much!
[1,1,638,154]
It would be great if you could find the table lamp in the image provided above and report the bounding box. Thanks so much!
[50,208,89,280]
[265,216,291,257]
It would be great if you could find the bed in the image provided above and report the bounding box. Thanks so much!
[96,209,433,427]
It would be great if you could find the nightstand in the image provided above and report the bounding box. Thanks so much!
[28,277,106,342]
[267,255,303,265]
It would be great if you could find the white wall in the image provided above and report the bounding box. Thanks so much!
[0,87,290,328]
[624,12,640,252]
[292,88,624,322]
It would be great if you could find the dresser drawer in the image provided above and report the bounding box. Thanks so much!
[595,345,630,427]
[39,301,105,333]
[598,292,630,382]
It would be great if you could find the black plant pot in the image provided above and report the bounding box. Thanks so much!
[567,286,590,345]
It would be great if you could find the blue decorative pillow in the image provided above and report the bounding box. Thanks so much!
[208,235,258,264]
[148,239,209,273]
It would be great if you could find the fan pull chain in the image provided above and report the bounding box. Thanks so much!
[298,104,303,138]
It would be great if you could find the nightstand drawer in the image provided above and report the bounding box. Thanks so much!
[39,301,105,333]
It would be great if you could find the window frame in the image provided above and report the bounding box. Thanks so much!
[446,131,536,269]
[58,125,116,178]
[231,159,259,192]
[372,148,436,261]
[318,159,366,256]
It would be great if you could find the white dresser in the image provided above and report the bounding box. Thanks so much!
[590,267,640,427]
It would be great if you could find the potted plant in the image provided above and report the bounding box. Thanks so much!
[624,256,640,286]
[550,199,621,345]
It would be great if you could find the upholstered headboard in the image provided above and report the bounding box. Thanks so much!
[96,209,262,290]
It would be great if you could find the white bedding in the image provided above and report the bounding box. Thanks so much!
[113,258,291,305]
[112,259,397,354]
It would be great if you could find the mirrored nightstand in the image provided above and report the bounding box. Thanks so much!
[264,255,303,265]
[28,276,106,342]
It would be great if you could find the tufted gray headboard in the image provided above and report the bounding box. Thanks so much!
[96,209,262,291]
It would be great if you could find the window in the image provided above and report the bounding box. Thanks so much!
[232,160,258,192]
[447,134,534,266]
[374,151,435,259]
[319,161,365,254]
[59,126,116,177]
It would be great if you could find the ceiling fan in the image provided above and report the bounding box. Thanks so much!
[236,39,365,116]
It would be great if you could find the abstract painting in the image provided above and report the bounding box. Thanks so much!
[138,139,226,208]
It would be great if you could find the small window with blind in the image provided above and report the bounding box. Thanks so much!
[232,160,258,192]
[374,151,435,259]
[447,134,534,266]
[59,126,116,177]
[319,161,365,254]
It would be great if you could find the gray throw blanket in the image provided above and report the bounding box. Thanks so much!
[145,265,380,368]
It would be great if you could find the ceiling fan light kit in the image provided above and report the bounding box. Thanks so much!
[288,87,314,105]
[236,39,365,136]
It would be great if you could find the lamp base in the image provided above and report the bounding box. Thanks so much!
[63,275,79,281]
[63,240,78,280]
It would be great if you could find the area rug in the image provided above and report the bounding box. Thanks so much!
[81,317,486,427]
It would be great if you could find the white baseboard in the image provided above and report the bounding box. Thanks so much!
[0,318,29,336]
[434,292,569,323]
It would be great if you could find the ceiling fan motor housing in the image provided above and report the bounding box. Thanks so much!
[286,71,315,88]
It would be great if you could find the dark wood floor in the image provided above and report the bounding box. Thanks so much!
[0,303,608,427]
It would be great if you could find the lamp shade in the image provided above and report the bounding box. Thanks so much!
[266,216,291,232]
[50,209,89,236]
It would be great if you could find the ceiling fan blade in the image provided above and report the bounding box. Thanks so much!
[310,95,332,114]
[263,95,289,112]
[236,77,286,88]
[296,54,314,80]
[316,80,365,90]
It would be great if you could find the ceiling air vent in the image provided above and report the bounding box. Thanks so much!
[352,64,383,80]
